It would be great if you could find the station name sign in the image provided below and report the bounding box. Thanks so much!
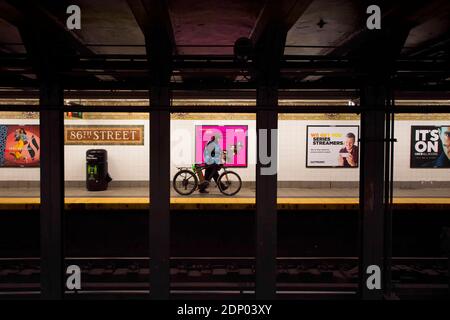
[64,125,144,145]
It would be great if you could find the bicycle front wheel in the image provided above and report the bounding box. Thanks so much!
[173,170,198,195]
[218,171,242,196]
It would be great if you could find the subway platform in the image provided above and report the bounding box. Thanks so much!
[1,185,449,210]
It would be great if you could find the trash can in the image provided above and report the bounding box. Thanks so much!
[86,149,112,191]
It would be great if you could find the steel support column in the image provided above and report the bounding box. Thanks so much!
[39,79,64,300]
[20,26,66,299]
[147,33,172,300]
[357,28,410,300]
[359,84,389,300]
[127,0,174,300]
[255,26,286,299]
[37,61,64,301]
[149,88,171,299]
[256,88,278,299]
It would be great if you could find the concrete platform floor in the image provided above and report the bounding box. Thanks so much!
[0,185,449,198]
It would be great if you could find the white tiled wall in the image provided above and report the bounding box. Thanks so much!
[0,118,448,182]
[278,120,360,181]
[64,119,150,181]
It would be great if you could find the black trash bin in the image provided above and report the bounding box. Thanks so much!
[86,149,112,191]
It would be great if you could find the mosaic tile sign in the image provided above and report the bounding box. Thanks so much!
[64,125,144,145]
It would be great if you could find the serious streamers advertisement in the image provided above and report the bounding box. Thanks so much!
[306,125,359,168]
[0,125,40,167]
[410,126,450,168]
[195,125,248,167]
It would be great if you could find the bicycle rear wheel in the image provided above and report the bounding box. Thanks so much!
[218,171,242,196]
[173,170,198,195]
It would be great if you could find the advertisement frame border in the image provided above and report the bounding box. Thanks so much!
[0,124,41,168]
[410,125,450,169]
[305,124,360,169]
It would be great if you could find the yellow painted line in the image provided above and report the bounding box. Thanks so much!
[277,198,359,204]
[0,197,449,210]
[0,198,40,204]
[170,197,255,204]
[66,197,149,204]
[393,198,450,204]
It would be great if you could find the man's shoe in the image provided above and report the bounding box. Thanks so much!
[199,181,209,188]
[220,183,228,191]
[199,189,209,194]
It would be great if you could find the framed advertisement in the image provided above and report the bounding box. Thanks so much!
[306,125,359,168]
[410,125,450,168]
[0,125,40,167]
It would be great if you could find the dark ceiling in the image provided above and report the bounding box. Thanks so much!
[0,0,449,99]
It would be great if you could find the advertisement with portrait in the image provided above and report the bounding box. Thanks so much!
[410,126,450,168]
[306,125,359,168]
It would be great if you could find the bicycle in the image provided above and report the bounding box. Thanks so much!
[173,162,242,196]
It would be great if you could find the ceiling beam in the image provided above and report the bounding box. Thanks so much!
[127,0,176,53]
[324,0,450,56]
[4,0,94,56]
[0,1,25,25]
[406,34,450,58]
[2,1,110,83]
[1,89,449,100]
[250,0,314,45]
[0,45,12,54]
[0,76,448,91]
[310,0,450,84]
[127,0,177,87]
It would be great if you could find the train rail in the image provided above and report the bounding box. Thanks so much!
[0,257,448,299]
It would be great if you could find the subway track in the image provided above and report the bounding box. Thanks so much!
[1,208,448,298]
[0,257,448,299]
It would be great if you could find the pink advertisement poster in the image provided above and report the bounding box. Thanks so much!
[195,125,248,167]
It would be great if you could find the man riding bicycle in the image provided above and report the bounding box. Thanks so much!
[198,135,228,194]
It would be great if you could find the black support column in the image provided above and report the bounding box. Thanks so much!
[359,84,389,300]
[21,26,65,299]
[147,32,173,300]
[127,0,175,300]
[39,79,64,300]
[357,28,409,300]
[255,26,286,299]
